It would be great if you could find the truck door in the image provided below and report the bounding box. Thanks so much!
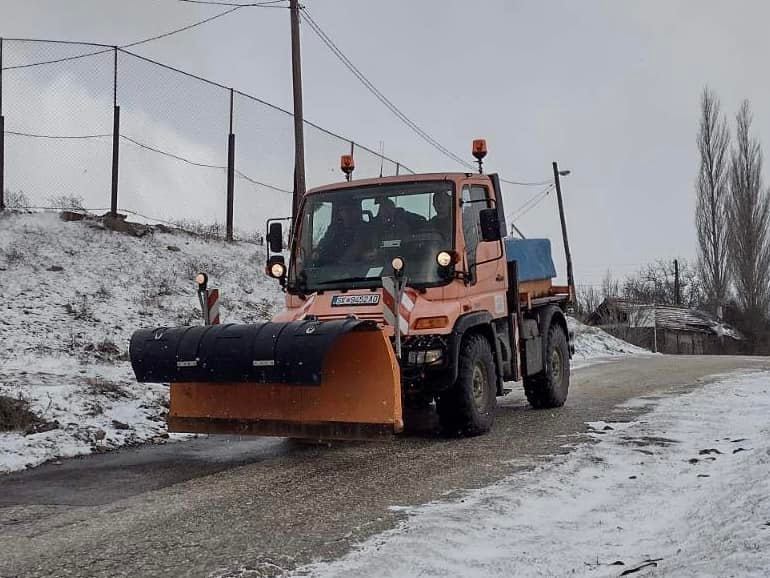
[461,184,497,282]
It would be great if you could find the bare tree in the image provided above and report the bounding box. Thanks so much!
[695,87,731,314]
[726,100,770,328]
[622,259,702,308]
[575,285,601,320]
[574,270,619,320]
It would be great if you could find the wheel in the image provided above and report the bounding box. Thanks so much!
[523,323,570,409]
[436,334,497,436]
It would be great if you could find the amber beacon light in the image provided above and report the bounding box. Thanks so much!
[340,154,355,181]
[472,139,487,174]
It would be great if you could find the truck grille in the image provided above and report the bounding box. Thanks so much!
[313,313,385,324]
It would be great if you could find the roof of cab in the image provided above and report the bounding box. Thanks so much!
[306,172,475,195]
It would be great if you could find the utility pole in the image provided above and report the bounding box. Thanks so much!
[552,161,575,297]
[674,259,680,306]
[226,88,235,242]
[110,46,120,218]
[0,37,5,212]
[289,0,306,227]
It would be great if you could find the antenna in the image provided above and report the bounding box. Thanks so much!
[379,140,385,178]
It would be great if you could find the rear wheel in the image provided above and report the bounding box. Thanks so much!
[523,323,570,409]
[436,334,497,436]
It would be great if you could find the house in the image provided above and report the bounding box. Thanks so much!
[586,298,743,355]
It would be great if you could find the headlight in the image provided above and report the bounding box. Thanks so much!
[391,256,405,272]
[269,262,286,278]
[436,251,452,267]
[407,349,443,365]
[424,349,443,364]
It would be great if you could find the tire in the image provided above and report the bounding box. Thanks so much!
[523,323,570,409]
[436,334,497,436]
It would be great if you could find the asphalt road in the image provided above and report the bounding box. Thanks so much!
[1,355,768,578]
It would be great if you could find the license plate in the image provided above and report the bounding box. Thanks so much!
[331,294,380,307]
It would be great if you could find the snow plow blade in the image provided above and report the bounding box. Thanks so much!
[129,319,403,440]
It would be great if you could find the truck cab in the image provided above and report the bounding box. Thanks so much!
[266,170,573,436]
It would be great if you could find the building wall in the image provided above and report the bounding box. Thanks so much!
[598,325,743,355]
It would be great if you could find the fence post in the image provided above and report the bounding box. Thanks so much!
[110,47,120,217]
[0,37,5,211]
[226,88,235,242]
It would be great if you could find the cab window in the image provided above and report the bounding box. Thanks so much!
[461,184,492,277]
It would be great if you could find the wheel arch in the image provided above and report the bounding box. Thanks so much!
[534,305,570,359]
[448,311,504,393]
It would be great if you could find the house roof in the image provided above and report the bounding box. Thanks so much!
[588,298,743,339]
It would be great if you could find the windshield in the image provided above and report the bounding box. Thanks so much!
[290,181,455,291]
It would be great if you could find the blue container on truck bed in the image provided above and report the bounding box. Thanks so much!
[504,238,557,282]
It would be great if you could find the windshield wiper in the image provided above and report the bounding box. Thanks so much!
[316,276,380,286]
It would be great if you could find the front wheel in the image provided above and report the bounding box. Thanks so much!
[436,334,497,436]
[523,323,570,409]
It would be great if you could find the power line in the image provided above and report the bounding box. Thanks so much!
[300,7,475,171]
[5,130,111,139]
[235,170,292,194]
[2,5,259,69]
[171,0,288,6]
[5,129,291,194]
[500,177,553,187]
[510,184,554,221]
[119,134,224,169]
[1,47,112,70]
[120,134,292,192]
[300,8,553,186]
[122,5,246,48]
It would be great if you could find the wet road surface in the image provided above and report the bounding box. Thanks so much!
[1,355,768,577]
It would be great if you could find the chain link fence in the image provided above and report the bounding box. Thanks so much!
[0,38,413,238]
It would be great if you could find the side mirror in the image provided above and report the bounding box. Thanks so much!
[268,222,284,253]
[479,208,502,242]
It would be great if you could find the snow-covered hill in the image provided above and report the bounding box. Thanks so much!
[0,212,645,473]
[0,211,282,472]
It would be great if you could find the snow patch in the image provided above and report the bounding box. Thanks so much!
[569,316,651,368]
[302,370,770,577]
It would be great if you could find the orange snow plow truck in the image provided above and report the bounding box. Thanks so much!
[130,142,574,440]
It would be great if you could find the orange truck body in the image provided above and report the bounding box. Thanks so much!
[131,169,573,440]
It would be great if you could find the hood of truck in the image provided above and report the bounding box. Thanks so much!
[273,288,462,336]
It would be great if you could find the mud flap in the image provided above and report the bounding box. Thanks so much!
[129,319,403,440]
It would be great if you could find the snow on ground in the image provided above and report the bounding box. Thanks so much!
[0,211,283,473]
[302,370,770,577]
[568,316,651,368]
[0,211,643,473]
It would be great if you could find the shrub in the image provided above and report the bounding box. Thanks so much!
[0,394,40,432]
[46,194,86,211]
[2,242,25,265]
[171,219,224,241]
[64,293,95,321]
[4,189,30,209]
[85,378,128,401]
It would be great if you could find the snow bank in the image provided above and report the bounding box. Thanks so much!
[569,316,650,366]
[304,369,770,577]
[0,212,283,473]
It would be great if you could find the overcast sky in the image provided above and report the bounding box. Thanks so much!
[4,0,770,286]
